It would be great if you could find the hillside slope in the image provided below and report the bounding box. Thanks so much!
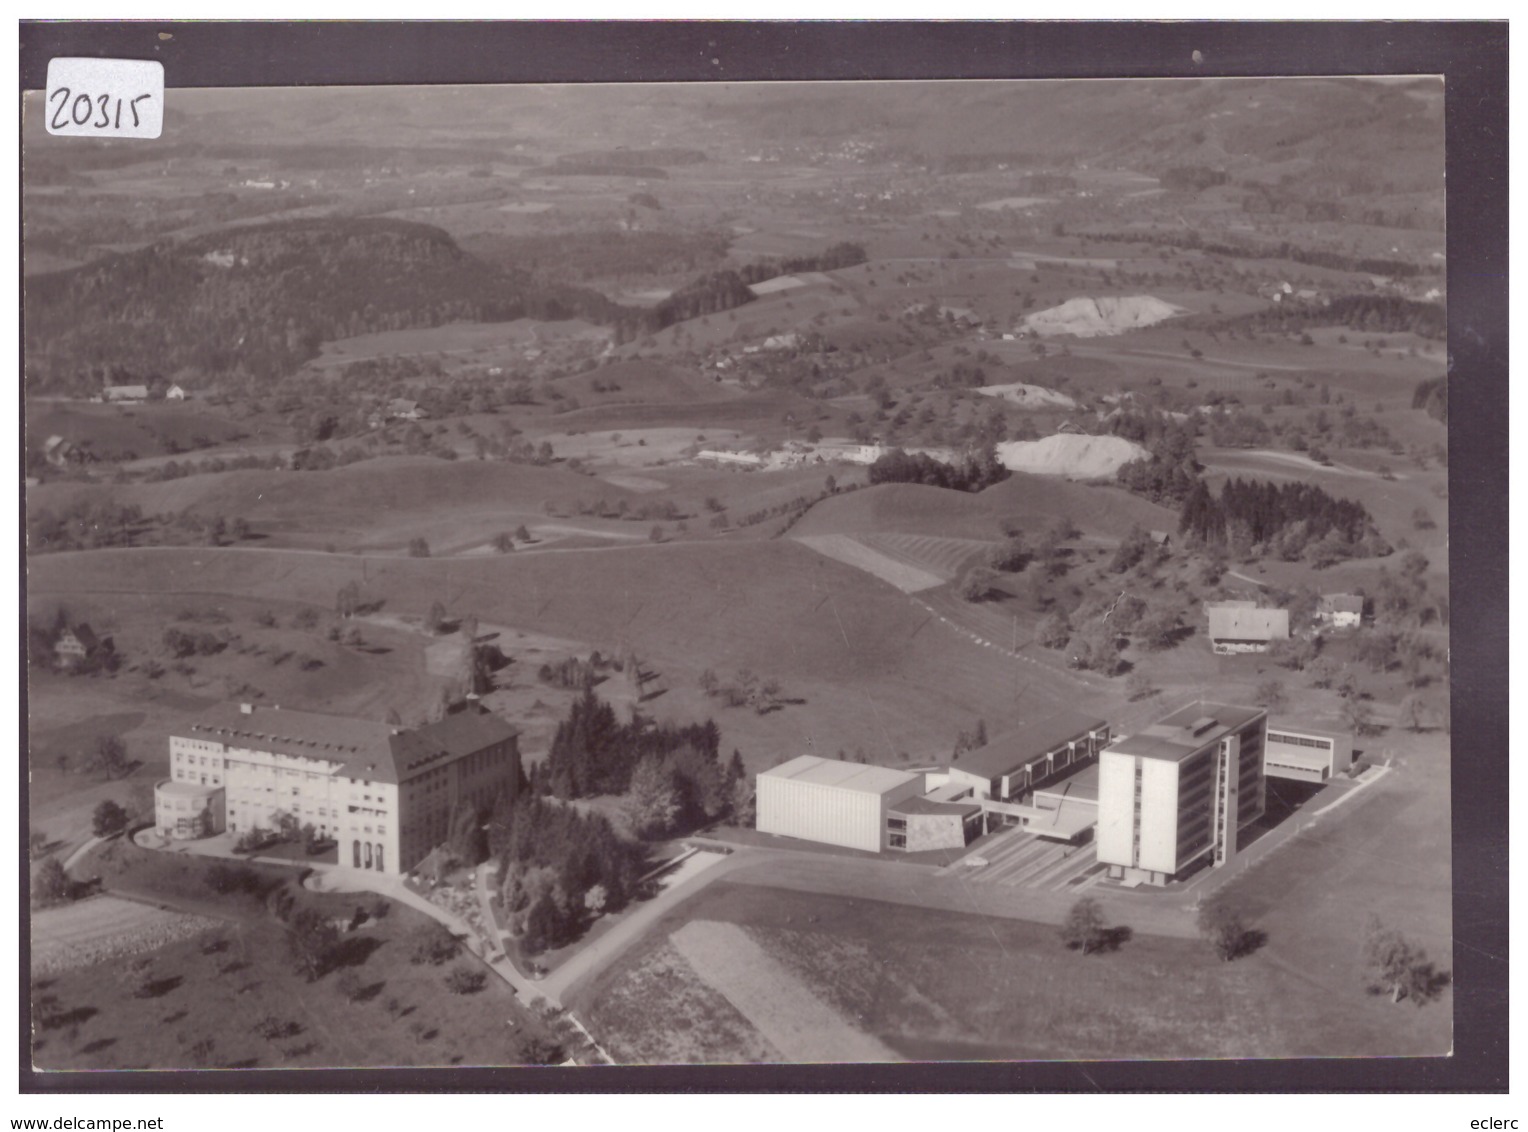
[792,477,1176,542]
[24,217,625,390]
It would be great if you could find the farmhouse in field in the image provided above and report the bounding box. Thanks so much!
[165,383,188,401]
[102,384,149,403]
[1205,603,1289,654]
[370,398,428,427]
[53,622,106,669]
[696,449,764,468]
[1097,701,1267,886]
[42,435,90,467]
[156,701,521,874]
[1316,593,1364,629]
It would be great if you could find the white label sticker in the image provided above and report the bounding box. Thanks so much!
[44,57,164,139]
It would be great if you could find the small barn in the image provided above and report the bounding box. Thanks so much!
[1316,593,1364,629]
[1206,605,1289,654]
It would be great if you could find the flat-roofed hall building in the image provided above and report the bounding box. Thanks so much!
[1264,723,1352,782]
[1097,702,1267,886]
[157,702,521,875]
[756,756,924,853]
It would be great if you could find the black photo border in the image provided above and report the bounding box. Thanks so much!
[16,19,1508,1095]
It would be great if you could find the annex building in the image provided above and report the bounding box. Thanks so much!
[755,708,1110,855]
[1264,722,1352,783]
[156,701,521,875]
[756,757,925,853]
[943,708,1112,841]
[1096,702,1267,886]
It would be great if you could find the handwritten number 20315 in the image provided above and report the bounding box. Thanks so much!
[49,87,153,131]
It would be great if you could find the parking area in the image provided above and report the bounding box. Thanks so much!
[951,827,1107,893]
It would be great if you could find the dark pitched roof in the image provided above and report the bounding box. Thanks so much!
[1207,606,1288,641]
[391,710,520,780]
[1318,593,1364,614]
[58,623,100,651]
[952,708,1108,780]
[186,703,517,785]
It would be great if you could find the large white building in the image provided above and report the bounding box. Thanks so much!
[1264,723,1353,783]
[1097,702,1267,886]
[157,702,521,875]
[756,756,923,853]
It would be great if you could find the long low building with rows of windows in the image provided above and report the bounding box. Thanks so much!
[753,708,1111,854]
[155,701,521,875]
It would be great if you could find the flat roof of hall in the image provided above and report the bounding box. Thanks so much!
[761,755,919,795]
[1105,702,1265,763]
[950,708,1109,780]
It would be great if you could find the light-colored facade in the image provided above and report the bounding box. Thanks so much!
[756,756,923,853]
[947,709,1111,820]
[1316,594,1364,629]
[1264,723,1352,782]
[886,795,983,852]
[1097,703,1267,886]
[154,780,226,840]
[162,702,520,875]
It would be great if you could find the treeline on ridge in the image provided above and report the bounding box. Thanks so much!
[535,687,724,800]
[642,242,867,333]
[1412,376,1447,424]
[1214,294,1446,342]
[1179,477,1388,564]
[1080,227,1430,280]
[24,218,627,391]
[867,445,1009,493]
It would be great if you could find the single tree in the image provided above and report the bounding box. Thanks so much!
[32,858,70,908]
[1125,671,1156,702]
[1362,918,1449,1005]
[512,1034,566,1065]
[424,600,447,634]
[445,966,488,995]
[1198,902,1256,961]
[92,799,128,838]
[335,970,365,1003]
[89,735,130,781]
[1061,897,1108,955]
[408,537,431,558]
[493,531,515,554]
[1254,680,1288,712]
[624,757,680,839]
[1341,696,1377,737]
[447,800,486,866]
[287,907,339,982]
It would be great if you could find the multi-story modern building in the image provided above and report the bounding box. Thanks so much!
[156,701,521,875]
[1096,702,1267,886]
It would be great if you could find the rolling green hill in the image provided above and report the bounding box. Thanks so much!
[792,476,1177,542]
[24,217,627,392]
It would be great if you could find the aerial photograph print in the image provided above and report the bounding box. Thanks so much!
[23,69,1460,1077]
